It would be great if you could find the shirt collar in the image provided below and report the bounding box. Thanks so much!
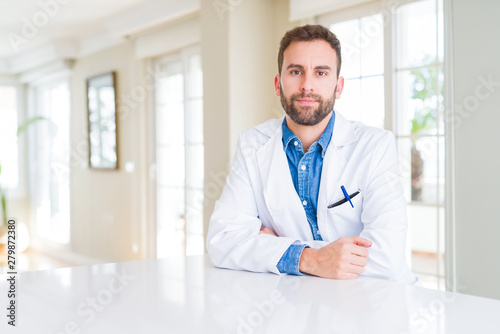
[281,111,335,158]
[317,111,335,158]
[282,117,299,151]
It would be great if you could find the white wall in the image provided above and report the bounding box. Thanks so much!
[450,0,500,299]
[201,0,294,240]
[200,0,231,245]
[70,42,145,263]
[228,0,284,151]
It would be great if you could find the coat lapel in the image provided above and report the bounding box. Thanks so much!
[256,118,309,237]
[317,113,357,228]
[254,113,358,240]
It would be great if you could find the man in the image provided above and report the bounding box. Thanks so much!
[207,25,417,284]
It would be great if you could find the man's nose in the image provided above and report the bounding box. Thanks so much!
[300,73,314,92]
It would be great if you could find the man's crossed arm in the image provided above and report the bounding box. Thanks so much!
[259,227,372,279]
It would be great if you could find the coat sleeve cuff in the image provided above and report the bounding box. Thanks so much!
[276,243,308,275]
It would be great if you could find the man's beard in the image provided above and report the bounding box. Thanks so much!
[280,86,336,126]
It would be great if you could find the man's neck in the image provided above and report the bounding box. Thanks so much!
[286,112,333,152]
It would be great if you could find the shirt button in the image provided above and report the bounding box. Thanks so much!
[302,200,307,206]
[301,165,306,171]
[294,141,298,146]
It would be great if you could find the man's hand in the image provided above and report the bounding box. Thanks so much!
[259,227,277,236]
[298,237,372,279]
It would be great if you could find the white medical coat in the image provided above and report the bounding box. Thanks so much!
[207,112,417,284]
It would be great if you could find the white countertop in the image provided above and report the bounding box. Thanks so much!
[1,255,500,333]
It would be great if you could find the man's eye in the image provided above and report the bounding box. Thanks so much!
[317,71,327,76]
[291,70,302,75]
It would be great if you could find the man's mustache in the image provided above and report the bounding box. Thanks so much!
[291,93,322,101]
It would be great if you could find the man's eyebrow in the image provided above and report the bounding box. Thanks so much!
[314,65,332,70]
[286,63,304,70]
[285,64,332,71]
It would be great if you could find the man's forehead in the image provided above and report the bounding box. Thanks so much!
[283,40,337,67]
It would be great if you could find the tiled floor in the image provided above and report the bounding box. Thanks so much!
[412,251,446,290]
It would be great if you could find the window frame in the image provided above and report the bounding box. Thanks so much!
[148,45,204,259]
[316,0,454,290]
[317,0,396,131]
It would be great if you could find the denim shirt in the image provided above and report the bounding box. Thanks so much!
[276,112,335,275]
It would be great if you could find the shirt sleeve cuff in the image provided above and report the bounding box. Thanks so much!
[276,243,309,275]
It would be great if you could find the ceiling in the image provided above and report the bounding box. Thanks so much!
[0,0,200,74]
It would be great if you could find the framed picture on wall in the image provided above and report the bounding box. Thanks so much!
[86,72,118,170]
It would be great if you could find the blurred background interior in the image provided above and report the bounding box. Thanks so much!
[0,0,499,300]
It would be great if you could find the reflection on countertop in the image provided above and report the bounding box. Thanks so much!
[1,255,499,334]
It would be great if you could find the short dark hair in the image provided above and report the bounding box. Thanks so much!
[278,24,342,77]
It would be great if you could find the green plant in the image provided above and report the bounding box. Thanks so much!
[410,65,440,138]
[0,116,47,226]
[409,58,443,201]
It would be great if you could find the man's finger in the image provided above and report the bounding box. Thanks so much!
[351,236,372,247]
[349,254,368,267]
[345,243,370,258]
[347,264,365,275]
[259,227,277,236]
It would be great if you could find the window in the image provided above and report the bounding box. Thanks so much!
[154,47,204,258]
[29,81,71,244]
[319,0,445,289]
[330,14,385,128]
[395,0,445,289]
[0,86,19,191]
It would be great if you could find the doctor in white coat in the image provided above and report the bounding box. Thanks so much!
[207,25,417,284]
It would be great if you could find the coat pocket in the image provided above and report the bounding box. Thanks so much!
[326,190,363,238]
[328,190,361,209]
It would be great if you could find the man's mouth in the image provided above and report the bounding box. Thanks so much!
[295,98,318,106]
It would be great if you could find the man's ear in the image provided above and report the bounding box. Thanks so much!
[335,76,345,99]
[274,74,281,96]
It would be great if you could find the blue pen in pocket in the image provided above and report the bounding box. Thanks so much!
[341,185,354,208]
